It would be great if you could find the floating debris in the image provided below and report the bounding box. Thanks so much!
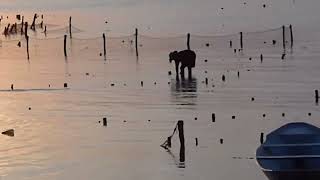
[2,129,14,137]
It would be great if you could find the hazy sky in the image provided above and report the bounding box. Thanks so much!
[1,0,320,35]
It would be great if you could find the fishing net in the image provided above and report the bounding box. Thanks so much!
[45,25,83,35]
[0,25,293,60]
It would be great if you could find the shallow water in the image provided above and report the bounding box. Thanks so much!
[0,2,320,180]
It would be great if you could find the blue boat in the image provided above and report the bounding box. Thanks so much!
[256,122,320,180]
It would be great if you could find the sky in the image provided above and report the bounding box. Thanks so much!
[0,0,320,36]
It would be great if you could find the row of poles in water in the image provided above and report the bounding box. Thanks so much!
[62,24,294,58]
[20,16,294,59]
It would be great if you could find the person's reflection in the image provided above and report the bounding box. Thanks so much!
[170,77,197,106]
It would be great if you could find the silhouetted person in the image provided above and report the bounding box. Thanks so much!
[11,84,14,91]
[169,50,196,79]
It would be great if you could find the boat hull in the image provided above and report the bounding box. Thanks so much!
[264,170,320,180]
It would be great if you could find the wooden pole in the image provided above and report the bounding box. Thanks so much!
[24,22,28,39]
[31,13,37,31]
[69,16,72,39]
[240,32,243,50]
[103,33,106,57]
[26,35,29,59]
[290,24,293,49]
[187,33,190,50]
[177,120,185,162]
[135,28,139,57]
[260,133,264,144]
[282,25,286,51]
[64,35,67,57]
[212,113,215,122]
[103,118,107,126]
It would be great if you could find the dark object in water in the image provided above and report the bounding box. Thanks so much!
[17,41,21,47]
[168,71,172,75]
[194,117,198,120]
[103,118,107,126]
[260,132,264,144]
[28,107,31,110]
[212,113,216,122]
[110,83,115,87]
[282,113,286,117]
[140,81,143,87]
[169,50,196,79]
[272,40,277,45]
[232,116,235,119]
[251,97,255,101]
[315,90,319,103]
[220,138,224,144]
[281,53,286,60]
[64,83,68,88]
[204,59,208,62]
[256,122,320,180]
[205,43,210,47]
[2,129,14,137]
[222,75,226,82]
[11,84,14,91]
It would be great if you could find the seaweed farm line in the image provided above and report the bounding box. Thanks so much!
[0,18,320,180]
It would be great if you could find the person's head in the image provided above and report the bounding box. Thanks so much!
[169,51,178,63]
